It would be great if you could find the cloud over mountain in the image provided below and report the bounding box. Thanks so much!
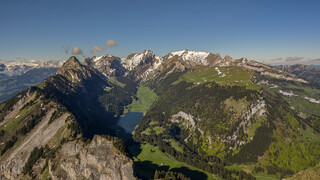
[271,58,283,61]
[106,40,118,47]
[285,56,304,62]
[91,46,105,53]
[72,46,84,55]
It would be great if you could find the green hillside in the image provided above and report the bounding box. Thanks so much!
[133,67,320,179]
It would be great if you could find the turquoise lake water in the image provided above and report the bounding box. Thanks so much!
[117,111,144,133]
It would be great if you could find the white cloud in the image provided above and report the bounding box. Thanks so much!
[72,46,84,55]
[106,40,118,47]
[285,56,304,62]
[91,46,105,53]
[270,58,283,61]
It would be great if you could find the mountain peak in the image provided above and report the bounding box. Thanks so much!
[223,55,233,62]
[123,50,156,71]
[62,56,82,68]
[56,56,91,83]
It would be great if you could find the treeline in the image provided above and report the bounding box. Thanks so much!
[134,134,255,180]
[68,119,82,138]
[149,71,185,95]
[136,79,260,153]
[0,86,38,122]
[1,136,17,155]
[304,115,320,133]
[134,76,263,179]
[154,170,191,180]
[22,146,44,175]
[98,76,138,117]
[100,134,130,158]
[1,102,47,155]
[22,144,58,176]
[17,108,46,135]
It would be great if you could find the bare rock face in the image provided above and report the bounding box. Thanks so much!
[49,135,134,180]
[84,55,128,77]
[0,111,70,179]
[56,56,105,84]
[223,55,233,62]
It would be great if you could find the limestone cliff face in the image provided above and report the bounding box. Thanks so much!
[84,55,128,77]
[49,135,134,180]
[56,56,107,84]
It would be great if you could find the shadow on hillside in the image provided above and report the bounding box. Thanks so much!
[124,136,207,180]
[171,167,208,180]
[133,160,208,180]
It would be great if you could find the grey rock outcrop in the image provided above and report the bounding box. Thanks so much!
[49,135,134,180]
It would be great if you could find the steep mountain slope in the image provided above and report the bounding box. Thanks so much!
[276,64,320,86]
[134,64,320,179]
[84,54,128,77]
[48,135,134,180]
[125,50,162,82]
[0,56,135,179]
[232,61,320,118]
[286,164,320,180]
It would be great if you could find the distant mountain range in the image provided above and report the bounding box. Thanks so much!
[1,50,320,179]
[276,64,320,86]
[311,65,320,69]
[0,60,62,103]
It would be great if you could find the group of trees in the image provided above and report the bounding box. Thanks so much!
[134,71,319,179]
[0,87,38,122]
[135,73,260,155]
[1,136,17,155]
[67,118,82,138]
[22,146,44,175]
[17,107,46,135]
[154,170,191,180]
[305,115,320,133]
[134,134,255,179]
[1,108,46,156]
[98,76,138,118]
[100,134,130,157]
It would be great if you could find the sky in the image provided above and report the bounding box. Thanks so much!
[0,0,320,65]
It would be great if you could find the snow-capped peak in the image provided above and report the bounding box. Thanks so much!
[166,49,211,65]
[93,54,114,62]
[122,50,156,70]
[170,50,186,57]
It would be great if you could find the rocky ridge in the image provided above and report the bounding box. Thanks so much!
[49,135,134,180]
[87,49,310,84]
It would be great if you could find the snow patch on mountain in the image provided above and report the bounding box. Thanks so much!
[122,50,156,70]
[279,90,298,97]
[167,50,210,65]
[215,67,226,77]
[304,96,320,104]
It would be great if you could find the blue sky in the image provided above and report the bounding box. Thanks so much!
[0,0,320,64]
